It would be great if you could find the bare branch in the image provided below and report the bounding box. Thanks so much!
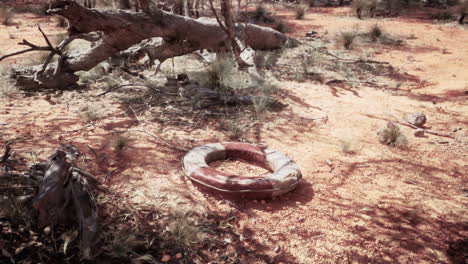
[38,25,59,54]
[0,48,37,62]
[207,0,229,33]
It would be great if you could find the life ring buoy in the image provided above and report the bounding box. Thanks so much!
[182,142,302,198]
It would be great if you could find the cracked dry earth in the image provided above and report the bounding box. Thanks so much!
[1,7,467,264]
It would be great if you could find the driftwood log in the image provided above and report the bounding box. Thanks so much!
[32,144,98,259]
[2,0,291,90]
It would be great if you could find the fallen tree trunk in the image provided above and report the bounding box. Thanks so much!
[5,0,291,90]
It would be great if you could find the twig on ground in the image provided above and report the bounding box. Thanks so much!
[1,142,12,164]
[66,123,94,133]
[97,84,178,97]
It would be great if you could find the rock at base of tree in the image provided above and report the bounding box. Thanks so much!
[406,112,426,127]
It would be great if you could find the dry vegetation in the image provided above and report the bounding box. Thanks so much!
[1,1,467,263]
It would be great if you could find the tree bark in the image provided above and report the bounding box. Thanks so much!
[6,0,289,90]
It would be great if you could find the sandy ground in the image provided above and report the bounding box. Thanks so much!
[1,7,467,263]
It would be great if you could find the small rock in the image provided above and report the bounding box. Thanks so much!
[43,226,51,235]
[463,189,468,197]
[298,217,305,223]
[406,112,426,127]
[452,127,458,132]
[260,200,266,204]
[414,129,425,137]
[275,245,281,252]
[161,254,171,262]
[175,253,183,259]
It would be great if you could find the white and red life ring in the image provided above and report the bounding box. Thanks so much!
[182,142,302,198]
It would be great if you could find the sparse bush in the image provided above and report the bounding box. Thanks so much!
[377,121,408,147]
[0,5,15,25]
[80,105,104,122]
[113,134,131,152]
[430,11,455,21]
[295,5,308,20]
[456,0,468,24]
[273,20,290,33]
[253,96,275,114]
[339,138,357,154]
[0,65,16,97]
[307,0,316,7]
[189,55,237,91]
[168,212,200,249]
[254,4,267,21]
[222,120,249,139]
[369,24,382,42]
[338,31,357,49]
[0,77,16,97]
[352,0,377,19]
[340,140,355,154]
[254,50,282,68]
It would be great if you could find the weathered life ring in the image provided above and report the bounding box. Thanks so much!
[182,142,302,198]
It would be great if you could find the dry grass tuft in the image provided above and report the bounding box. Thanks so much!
[295,5,308,20]
[337,31,358,49]
[0,5,15,25]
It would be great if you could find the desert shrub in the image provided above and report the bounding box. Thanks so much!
[117,0,132,9]
[430,11,454,21]
[167,212,200,250]
[378,34,403,46]
[352,0,377,18]
[80,105,104,122]
[0,5,15,25]
[189,56,237,91]
[339,139,357,154]
[222,120,249,139]
[338,31,357,49]
[253,96,276,114]
[377,122,408,146]
[0,79,16,97]
[364,25,403,45]
[307,0,316,7]
[254,5,267,20]
[113,134,131,152]
[369,24,382,42]
[295,5,308,19]
[273,20,290,33]
[254,50,281,68]
[456,0,468,24]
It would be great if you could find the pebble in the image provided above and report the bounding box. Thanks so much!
[406,112,426,127]
[175,253,183,259]
[43,226,50,235]
[414,128,425,137]
[161,254,171,262]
